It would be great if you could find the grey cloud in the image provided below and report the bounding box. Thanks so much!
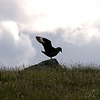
[61,24,100,45]
[0,0,20,20]
[0,0,32,24]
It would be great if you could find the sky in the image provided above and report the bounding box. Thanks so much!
[0,0,100,67]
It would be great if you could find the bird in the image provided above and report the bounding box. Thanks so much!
[36,36,62,59]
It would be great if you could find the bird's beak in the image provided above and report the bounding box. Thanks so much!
[61,50,62,52]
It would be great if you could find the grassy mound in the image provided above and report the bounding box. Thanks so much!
[0,60,100,100]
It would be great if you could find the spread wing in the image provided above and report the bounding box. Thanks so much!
[36,36,55,52]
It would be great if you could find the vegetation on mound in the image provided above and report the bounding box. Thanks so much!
[0,64,100,100]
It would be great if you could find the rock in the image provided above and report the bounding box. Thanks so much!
[25,59,60,70]
[37,59,59,67]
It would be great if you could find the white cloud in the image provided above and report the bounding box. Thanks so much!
[1,21,19,40]
[18,0,100,32]
[0,21,36,66]
[6,0,100,45]
[1,0,100,32]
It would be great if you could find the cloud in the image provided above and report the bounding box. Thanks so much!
[1,0,100,32]
[0,0,100,65]
[62,22,100,45]
[0,21,36,66]
[0,0,100,32]
[0,0,98,46]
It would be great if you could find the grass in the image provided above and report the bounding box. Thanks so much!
[0,64,100,100]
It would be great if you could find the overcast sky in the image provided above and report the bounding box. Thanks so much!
[0,0,100,67]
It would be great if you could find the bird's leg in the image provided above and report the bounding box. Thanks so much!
[50,57,52,59]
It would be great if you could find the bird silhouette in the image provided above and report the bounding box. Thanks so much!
[36,36,62,59]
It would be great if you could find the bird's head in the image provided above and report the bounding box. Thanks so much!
[57,47,62,52]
